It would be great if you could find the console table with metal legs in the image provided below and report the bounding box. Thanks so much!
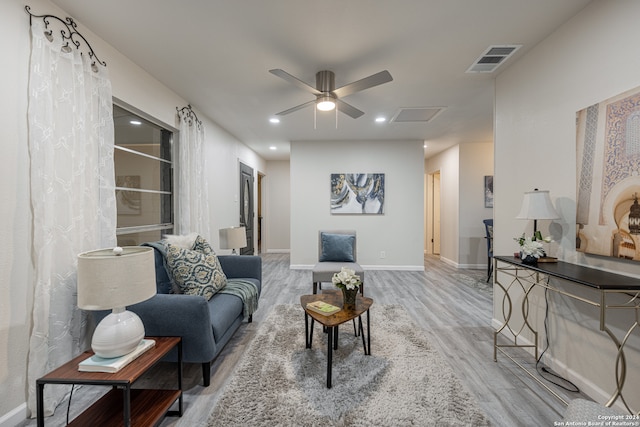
[493,256,640,414]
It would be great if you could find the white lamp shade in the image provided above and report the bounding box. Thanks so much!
[219,226,247,250]
[77,246,156,358]
[516,190,560,220]
[77,246,156,311]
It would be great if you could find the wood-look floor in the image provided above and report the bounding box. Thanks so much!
[21,254,587,427]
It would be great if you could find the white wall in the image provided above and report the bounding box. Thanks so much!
[290,140,424,269]
[202,116,266,253]
[264,161,291,252]
[0,1,33,423]
[0,0,264,423]
[425,142,493,268]
[495,0,640,410]
[459,142,494,268]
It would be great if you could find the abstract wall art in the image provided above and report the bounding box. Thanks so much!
[330,173,385,214]
[576,84,640,262]
[484,175,494,208]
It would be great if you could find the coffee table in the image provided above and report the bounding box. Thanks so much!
[300,291,373,388]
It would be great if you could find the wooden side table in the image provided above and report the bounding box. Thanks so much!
[36,336,182,427]
[300,292,373,388]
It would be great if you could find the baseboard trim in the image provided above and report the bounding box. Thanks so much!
[265,249,291,253]
[362,265,424,271]
[0,402,26,427]
[289,264,424,271]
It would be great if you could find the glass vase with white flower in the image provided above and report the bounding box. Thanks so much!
[332,267,362,310]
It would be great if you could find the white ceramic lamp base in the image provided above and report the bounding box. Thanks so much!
[91,307,145,358]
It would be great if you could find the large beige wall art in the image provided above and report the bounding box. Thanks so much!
[576,85,640,261]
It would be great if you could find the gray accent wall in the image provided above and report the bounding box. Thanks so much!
[290,140,425,270]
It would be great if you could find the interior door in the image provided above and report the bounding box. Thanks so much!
[239,162,254,255]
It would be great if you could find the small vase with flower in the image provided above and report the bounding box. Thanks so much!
[331,267,362,310]
[515,232,552,265]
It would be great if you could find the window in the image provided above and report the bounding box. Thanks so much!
[114,104,174,245]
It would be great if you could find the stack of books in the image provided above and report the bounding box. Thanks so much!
[78,339,156,373]
[306,300,341,316]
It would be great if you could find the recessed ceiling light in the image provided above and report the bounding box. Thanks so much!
[269,146,277,150]
[129,120,142,126]
[424,144,427,148]
[375,117,386,123]
[269,118,280,124]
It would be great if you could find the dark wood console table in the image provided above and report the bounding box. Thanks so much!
[493,256,640,414]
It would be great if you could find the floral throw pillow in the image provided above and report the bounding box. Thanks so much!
[192,234,215,255]
[165,243,227,300]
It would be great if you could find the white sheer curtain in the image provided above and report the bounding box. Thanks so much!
[177,108,211,239]
[26,20,117,416]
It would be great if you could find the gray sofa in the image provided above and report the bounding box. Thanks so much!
[99,242,262,387]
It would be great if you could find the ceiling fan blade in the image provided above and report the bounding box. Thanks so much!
[269,69,322,95]
[275,99,316,116]
[332,70,393,98]
[336,99,365,119]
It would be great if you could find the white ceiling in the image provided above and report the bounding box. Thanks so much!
[51,0,592,160]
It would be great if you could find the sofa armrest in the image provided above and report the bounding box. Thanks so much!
[127,294,216,363]
[218,255,262,283]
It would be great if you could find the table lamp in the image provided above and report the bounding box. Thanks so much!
[219,226,247,255]
[77,246,156,358]
[516,189,560,237]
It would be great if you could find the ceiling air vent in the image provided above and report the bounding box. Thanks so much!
[466,45,522,73]
[391,107,444,123]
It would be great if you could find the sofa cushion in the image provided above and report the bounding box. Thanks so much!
[165,245,228,300]
[207,293,244,341]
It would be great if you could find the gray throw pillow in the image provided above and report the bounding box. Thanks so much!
[320,233,355,262]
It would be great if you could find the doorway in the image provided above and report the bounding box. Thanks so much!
[257,172,264,254]
[430,171,441,255]
[239,162,254,255]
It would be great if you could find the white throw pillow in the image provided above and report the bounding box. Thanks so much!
[162,232,199,249]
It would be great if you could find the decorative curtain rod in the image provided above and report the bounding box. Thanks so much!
[25,5,106,71]
[177,104,203,129]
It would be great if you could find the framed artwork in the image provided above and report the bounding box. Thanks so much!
[330,173,385,214]
[116,175,141,215]
[484,175,494,208]
[576,84,640,262]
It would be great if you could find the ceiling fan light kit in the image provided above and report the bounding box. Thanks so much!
[269,68,393,120]
[316,94,336,111]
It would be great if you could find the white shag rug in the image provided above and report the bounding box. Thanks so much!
[208,304,491,426]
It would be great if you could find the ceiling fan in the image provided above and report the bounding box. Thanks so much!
[269,68,393,119]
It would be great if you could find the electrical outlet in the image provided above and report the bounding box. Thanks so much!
[380,251,386,259]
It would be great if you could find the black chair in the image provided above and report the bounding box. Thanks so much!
[483,219,494,282]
